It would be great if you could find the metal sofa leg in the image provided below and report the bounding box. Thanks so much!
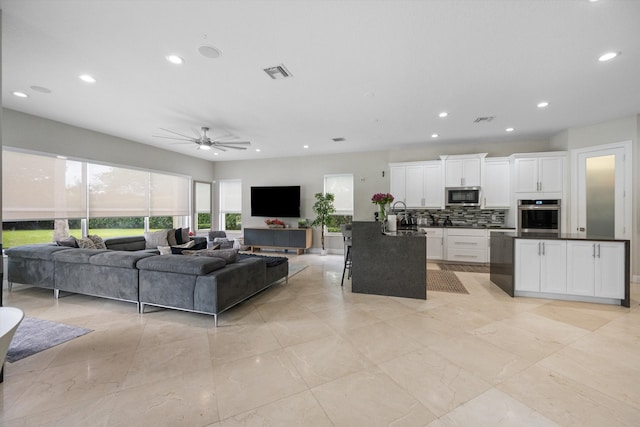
[139,303,145,314]
[54,289,59,299]
[8,282,12,292]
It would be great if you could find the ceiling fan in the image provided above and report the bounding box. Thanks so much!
[153,126,251,151]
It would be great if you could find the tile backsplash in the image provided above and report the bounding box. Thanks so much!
[403,207,507,227]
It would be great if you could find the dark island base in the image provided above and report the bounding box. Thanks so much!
[351,222,427,300]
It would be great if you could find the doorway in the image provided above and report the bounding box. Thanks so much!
[571,142,631,239]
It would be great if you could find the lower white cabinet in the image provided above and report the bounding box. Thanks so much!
[567,241,625,298]
[515,239,566,293]
[423,228,443,260]
[446,228,487,263]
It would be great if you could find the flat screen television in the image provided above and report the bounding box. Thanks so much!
[251,186,301,218]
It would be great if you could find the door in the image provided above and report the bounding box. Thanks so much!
[539,240,567,294]
[574,145,627,238]
[423,162,443,208]
[515,240,541,292]
[566,241,595,296]
[445,159,464,186]
[483,159,510,207]
[539,157,564,193]
[405,166,425,207]
[390,166,406,203]
[514,158,539,192]
[595,242,625,298]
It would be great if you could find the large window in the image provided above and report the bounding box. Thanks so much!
[219,179,242,231]
[194,181,212,231]
[2,148,192,247]
[324,174,354,233]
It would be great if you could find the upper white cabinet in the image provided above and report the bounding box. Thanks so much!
[513,153,566,195]
[442,154,486,187]
[389,161,443,208]
[482,158,510,208]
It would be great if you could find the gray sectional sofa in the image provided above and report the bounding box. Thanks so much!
[5,236,288,326]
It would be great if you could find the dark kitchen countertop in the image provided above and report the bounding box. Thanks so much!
[497,231,629,242]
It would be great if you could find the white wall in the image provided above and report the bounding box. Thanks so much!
[2,109,215,182]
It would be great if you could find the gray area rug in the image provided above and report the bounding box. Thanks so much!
[288,263,308,278]
[7,317,93,363]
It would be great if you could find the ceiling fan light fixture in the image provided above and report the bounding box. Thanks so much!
[198,145,211,150]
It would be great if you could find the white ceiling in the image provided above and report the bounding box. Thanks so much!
[2,0,640,161]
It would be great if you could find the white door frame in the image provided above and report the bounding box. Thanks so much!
[570,141,632,239]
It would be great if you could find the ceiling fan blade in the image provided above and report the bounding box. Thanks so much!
[152,135,194,142]
[216,144,248,150]
[212,145,227,152]
[158,127,196,140]
[213,140,251,145]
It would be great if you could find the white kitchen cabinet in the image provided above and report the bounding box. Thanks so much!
[389,161,443,208]
[515,239,566,293]
[444,158,482,187]
[482,158,510,208]
[514,155,565,195]
[445,228,487,263]
[567,241,625,298]
[423,228,443,260]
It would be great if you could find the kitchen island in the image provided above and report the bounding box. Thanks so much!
[351,221,427,299]
[490,232,630,307]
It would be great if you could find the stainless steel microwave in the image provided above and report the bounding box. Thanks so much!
[445,187,481,207]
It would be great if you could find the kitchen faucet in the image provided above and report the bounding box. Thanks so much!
[391,201,407,226]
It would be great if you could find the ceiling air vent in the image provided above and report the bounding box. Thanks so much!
[332,137,346,142]
[263,64,293,79]
[474,116,495,123]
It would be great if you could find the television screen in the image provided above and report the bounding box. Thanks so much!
[251,186,301,218]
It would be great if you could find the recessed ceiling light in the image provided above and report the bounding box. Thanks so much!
[166,54,184,65]
[438,112,448,118]
[213,152,219,156]
[198,45,222,59]
[12,91,28,98]
[598,51,619,62]
[431,133,439,138]
[79,74,96,83]
[537,101,549,108]
[30,85,52,94]
[199,145,211,151]
[303,145,309,149]
[506,127,515,132]
[57,155,68,159]
[255,148,261,152]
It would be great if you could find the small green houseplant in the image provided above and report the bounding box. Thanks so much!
[311,192,336,255]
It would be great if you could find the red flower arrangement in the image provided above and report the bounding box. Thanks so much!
[265,219,285,227]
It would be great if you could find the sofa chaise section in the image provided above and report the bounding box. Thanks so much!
[52,249,156,310]
[5,244,73,292]
[138,255,273,326]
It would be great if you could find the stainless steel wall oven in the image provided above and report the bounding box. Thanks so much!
[518,199,560,234]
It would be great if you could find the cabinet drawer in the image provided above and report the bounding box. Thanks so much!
[447,248,486,263]
[421,228,443,237]
[448,236,485,248]
[446,228,486,237]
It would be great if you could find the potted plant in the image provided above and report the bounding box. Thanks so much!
[311,192,335,255]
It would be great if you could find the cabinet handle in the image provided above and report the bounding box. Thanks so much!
[454,242,478,246]
[542,242,545,255]
[538,242,541,256]
[592,244,595,258]
[597,244,601,258]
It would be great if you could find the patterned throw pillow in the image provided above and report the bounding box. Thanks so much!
[88,234,107,249]
[77,237,97,249]
[158,245,172,255]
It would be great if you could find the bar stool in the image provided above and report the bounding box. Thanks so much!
[340,224,352,286]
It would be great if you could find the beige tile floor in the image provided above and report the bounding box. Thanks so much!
[1,254,639,426]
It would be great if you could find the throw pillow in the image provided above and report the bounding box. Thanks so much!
[56,236,79,248]
[181,228,190,244]
[158,245,172,255]
[145,229,169,249]
[77,237,97,249]
[88,234,107,249]
[173,240,195,249]
[175,228,185,245]
[167,229,177,246]
[196,248,238,264]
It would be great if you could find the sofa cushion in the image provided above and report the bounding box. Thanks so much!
[167,229,177,246]
[52,248,111,263]
[137,255,226,275]
[196,248,239,264]
[145,229,169,249]
[88,251,156,268]
[5,244,73,260]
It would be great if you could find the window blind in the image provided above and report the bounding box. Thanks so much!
[219,179,242,212]
[325,174,354,215]
[2,150,87,220]
[88,164,150,217]
[150,172,190,216]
